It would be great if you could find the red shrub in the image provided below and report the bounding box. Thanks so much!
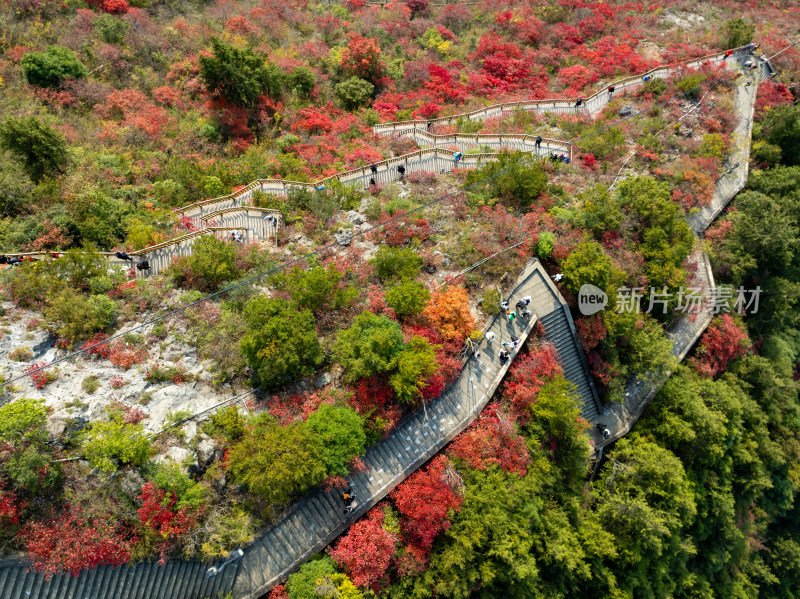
[448,404,530,475]
[755,80,794,119]
[691,315,751,378]
[81,333,112,359]
[328,507,396,591]
[340,33,384,84]
[558,64,599,93]
[576,315,607,351]
[23,362,57,390]
[268,585,289,599]
[137,482,202,563]
[0,488,22,526]
[391,456,463,553]
[503,344,563,422]
[291,106,333,134]
[109,341,147,370]
[22,508,134,578]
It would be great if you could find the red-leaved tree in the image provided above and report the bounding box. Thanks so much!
[691,315,751,378]
[137,482,203,563]
[504,344,563,422]
[21,508,134,578]
[391,455,463,554]
[447,404,530,475]
[340,33,384,85]
[328,508,396,591]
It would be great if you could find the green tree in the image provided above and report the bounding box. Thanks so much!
[289,66,316,98]
[577,184,624,240]
[169,234,240,292]
[724,17,755,49]
[81,420,152,473]
[94,14,129,44]
[0,116,69,182]
[226,415,326,505]
[561,241,617,294]
[199,37,284,107]
[147,461,207,510]
[306,404,366,477]
[615,176,693,289]
[528,375,590,482]
[0,399,63,495]
[389,336,439,403]
[592,438,697,596]
[240,297,323,390]
[576,125,625,160]
[465,150,548,208]
[334,311,405,383]
[758,104,800,166]
[0,398,49,445]
[287,556,363,599]
[44,289,118,345]
[274,265,357,314]
[335,77,375,110]
[68,189,130,248]
[720,190,799,281]
[0,152,33,216]
[370,246,423,282]
[385,279,430,318]
[21,46,86,87]
[400,466,542,598]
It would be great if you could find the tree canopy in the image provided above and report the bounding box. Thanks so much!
[199,37,284,107]
[241,297,323,390]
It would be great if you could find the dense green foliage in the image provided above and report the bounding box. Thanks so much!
[725,17,756,49]
[370,247,423,283]
[0,116,68,182]
[335,77,375,111]
[199,37,284,107]
[240,297,323,389]
[335,311,405,383]
[169,234,240,292]
[306,405,366,477]
[80,420,151,473]
[225,415,327,505]
[757,104,800,166]
[465,151,548,208]
[274,265,358,314]
[0,398,63,496]
[21,46,86,88]
[389,336,439,403]
[385,280,430,318]
[44,288,118,345]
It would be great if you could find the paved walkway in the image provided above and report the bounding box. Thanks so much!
[232,260,600,599]
[597,56,770,447]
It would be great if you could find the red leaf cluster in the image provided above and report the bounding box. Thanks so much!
[22,508,134,578]
[448,404,530,475]
[576,315,607,351]
[391,456,463,554]
[691,315,751,378]
[329,507,396,591]
[81,332,112,359]
[504,344,563,422]
[22,362,56,390]
[340,33,385,85]
[137,482,202,562]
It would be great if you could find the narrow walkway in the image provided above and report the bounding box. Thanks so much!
[597,56,771,447]
[232,259,600,599]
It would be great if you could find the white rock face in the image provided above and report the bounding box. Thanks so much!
[0,305,232,443]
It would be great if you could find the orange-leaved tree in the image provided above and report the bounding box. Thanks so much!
[423,286,474,342]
